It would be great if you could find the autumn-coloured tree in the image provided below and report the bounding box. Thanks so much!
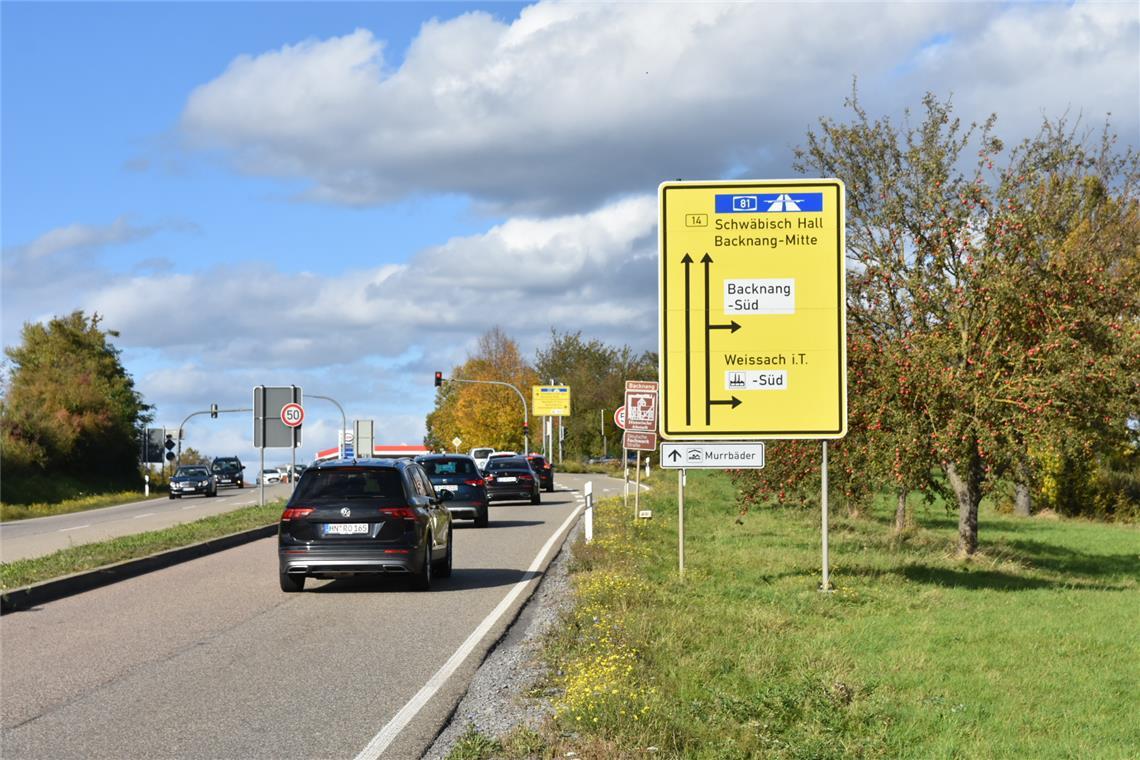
[534,330,657,461]
[775,91,1139,555]
[1,311,152,501]
[425,328,540,454]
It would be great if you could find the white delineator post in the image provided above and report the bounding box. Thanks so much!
[584,480,594,544]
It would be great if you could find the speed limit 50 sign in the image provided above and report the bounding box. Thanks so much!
[280,403,304,428]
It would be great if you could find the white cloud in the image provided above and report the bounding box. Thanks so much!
[179,2,1136,214]
[27,196,658,450]
[176,3,954,212]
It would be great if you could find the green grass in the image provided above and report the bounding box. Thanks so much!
[519,471,1140,759]
[0,501,284,590]
[0,488,173,522]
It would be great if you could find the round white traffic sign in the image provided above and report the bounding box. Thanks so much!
[280,403,304,428]
[614,407,626,430]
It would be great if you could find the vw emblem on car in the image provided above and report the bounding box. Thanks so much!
[340,507,351,517]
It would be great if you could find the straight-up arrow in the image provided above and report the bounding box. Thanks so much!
[682,254,693,425]
[667,449,682,462]
[702,253,713,426]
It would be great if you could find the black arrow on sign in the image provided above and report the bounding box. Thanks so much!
[682,254,693,425]
[709,320,742,333]
[702,253,713,425]
[709,396,742,409]
[668,449,682,462]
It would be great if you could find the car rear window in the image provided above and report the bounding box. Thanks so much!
[528,456,547,467]
[420,458,477,477]
[470,448,494,458]
[487,459,529,471]
[292,468,406,502]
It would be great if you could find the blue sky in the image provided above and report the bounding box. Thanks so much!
[2,1,1137,465]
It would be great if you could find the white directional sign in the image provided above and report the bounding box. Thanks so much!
[660,441,766,469]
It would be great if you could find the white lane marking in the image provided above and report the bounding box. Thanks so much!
[354,501,586,760]
[133,513,156,519]
[181,505,200,510]
[58,524,90,532]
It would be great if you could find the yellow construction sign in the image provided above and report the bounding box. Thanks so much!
[532,385,571,416]
[658,179,847,439]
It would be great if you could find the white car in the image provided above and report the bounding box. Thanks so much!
[260,469,281,485]
[469,447,495,470]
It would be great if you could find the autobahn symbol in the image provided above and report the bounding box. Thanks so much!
[658,179,847,440]
[280,403,304,428]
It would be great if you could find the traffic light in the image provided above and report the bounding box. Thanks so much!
[210,403,218,419]
[434,371,443,387]
[523,422,529,438]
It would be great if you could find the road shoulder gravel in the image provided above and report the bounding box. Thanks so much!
[424,517,581,758]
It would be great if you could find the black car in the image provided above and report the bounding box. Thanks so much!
[169,465,218,499]
[277,459,454,592]
[211,456,245,488]
[416,454,489,527]
[483,457,541,504]
[526,453,555,492]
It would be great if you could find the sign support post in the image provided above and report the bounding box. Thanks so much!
[678,468,686,580]
[821,441,833,592]
[634,451,642,521]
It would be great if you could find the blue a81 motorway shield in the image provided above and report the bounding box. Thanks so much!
[715,192,824,213]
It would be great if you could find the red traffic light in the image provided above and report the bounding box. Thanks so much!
[434,371,443,387]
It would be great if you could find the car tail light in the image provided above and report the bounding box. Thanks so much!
[464,478,485,487]
[519,473,533,481]
[281,507,314,521]
[379,507,417,519]
[485,474,496,482]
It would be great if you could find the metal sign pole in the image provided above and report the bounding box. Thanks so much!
[623,447,629,509]
[634,450,642,521]
[678,468,686,580]
[821,440,833,592]
[259,447,265,507]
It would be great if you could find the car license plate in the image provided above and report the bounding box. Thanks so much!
[324,523,369,535]
[498,476,517,483]
[437,484,458,492]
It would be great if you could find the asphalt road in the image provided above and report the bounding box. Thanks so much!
[0,472,622,760]
[0,482,294,562]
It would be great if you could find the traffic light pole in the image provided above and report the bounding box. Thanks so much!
[438,377,530,455]
[175,407,253,465]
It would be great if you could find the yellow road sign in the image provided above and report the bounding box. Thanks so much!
[658,179,847,439]
[532,385,571,416]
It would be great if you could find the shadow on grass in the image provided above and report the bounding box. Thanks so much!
[888,564,1132,592]
[998,538,1140,582]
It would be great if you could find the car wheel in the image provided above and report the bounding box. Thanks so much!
[410,535,433,591]
[168,493,175,500]
[475,507,488,528]
[434,527,453,578]
[546,482,554,492]
[531,491,541,505]
[279,568,305,592]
